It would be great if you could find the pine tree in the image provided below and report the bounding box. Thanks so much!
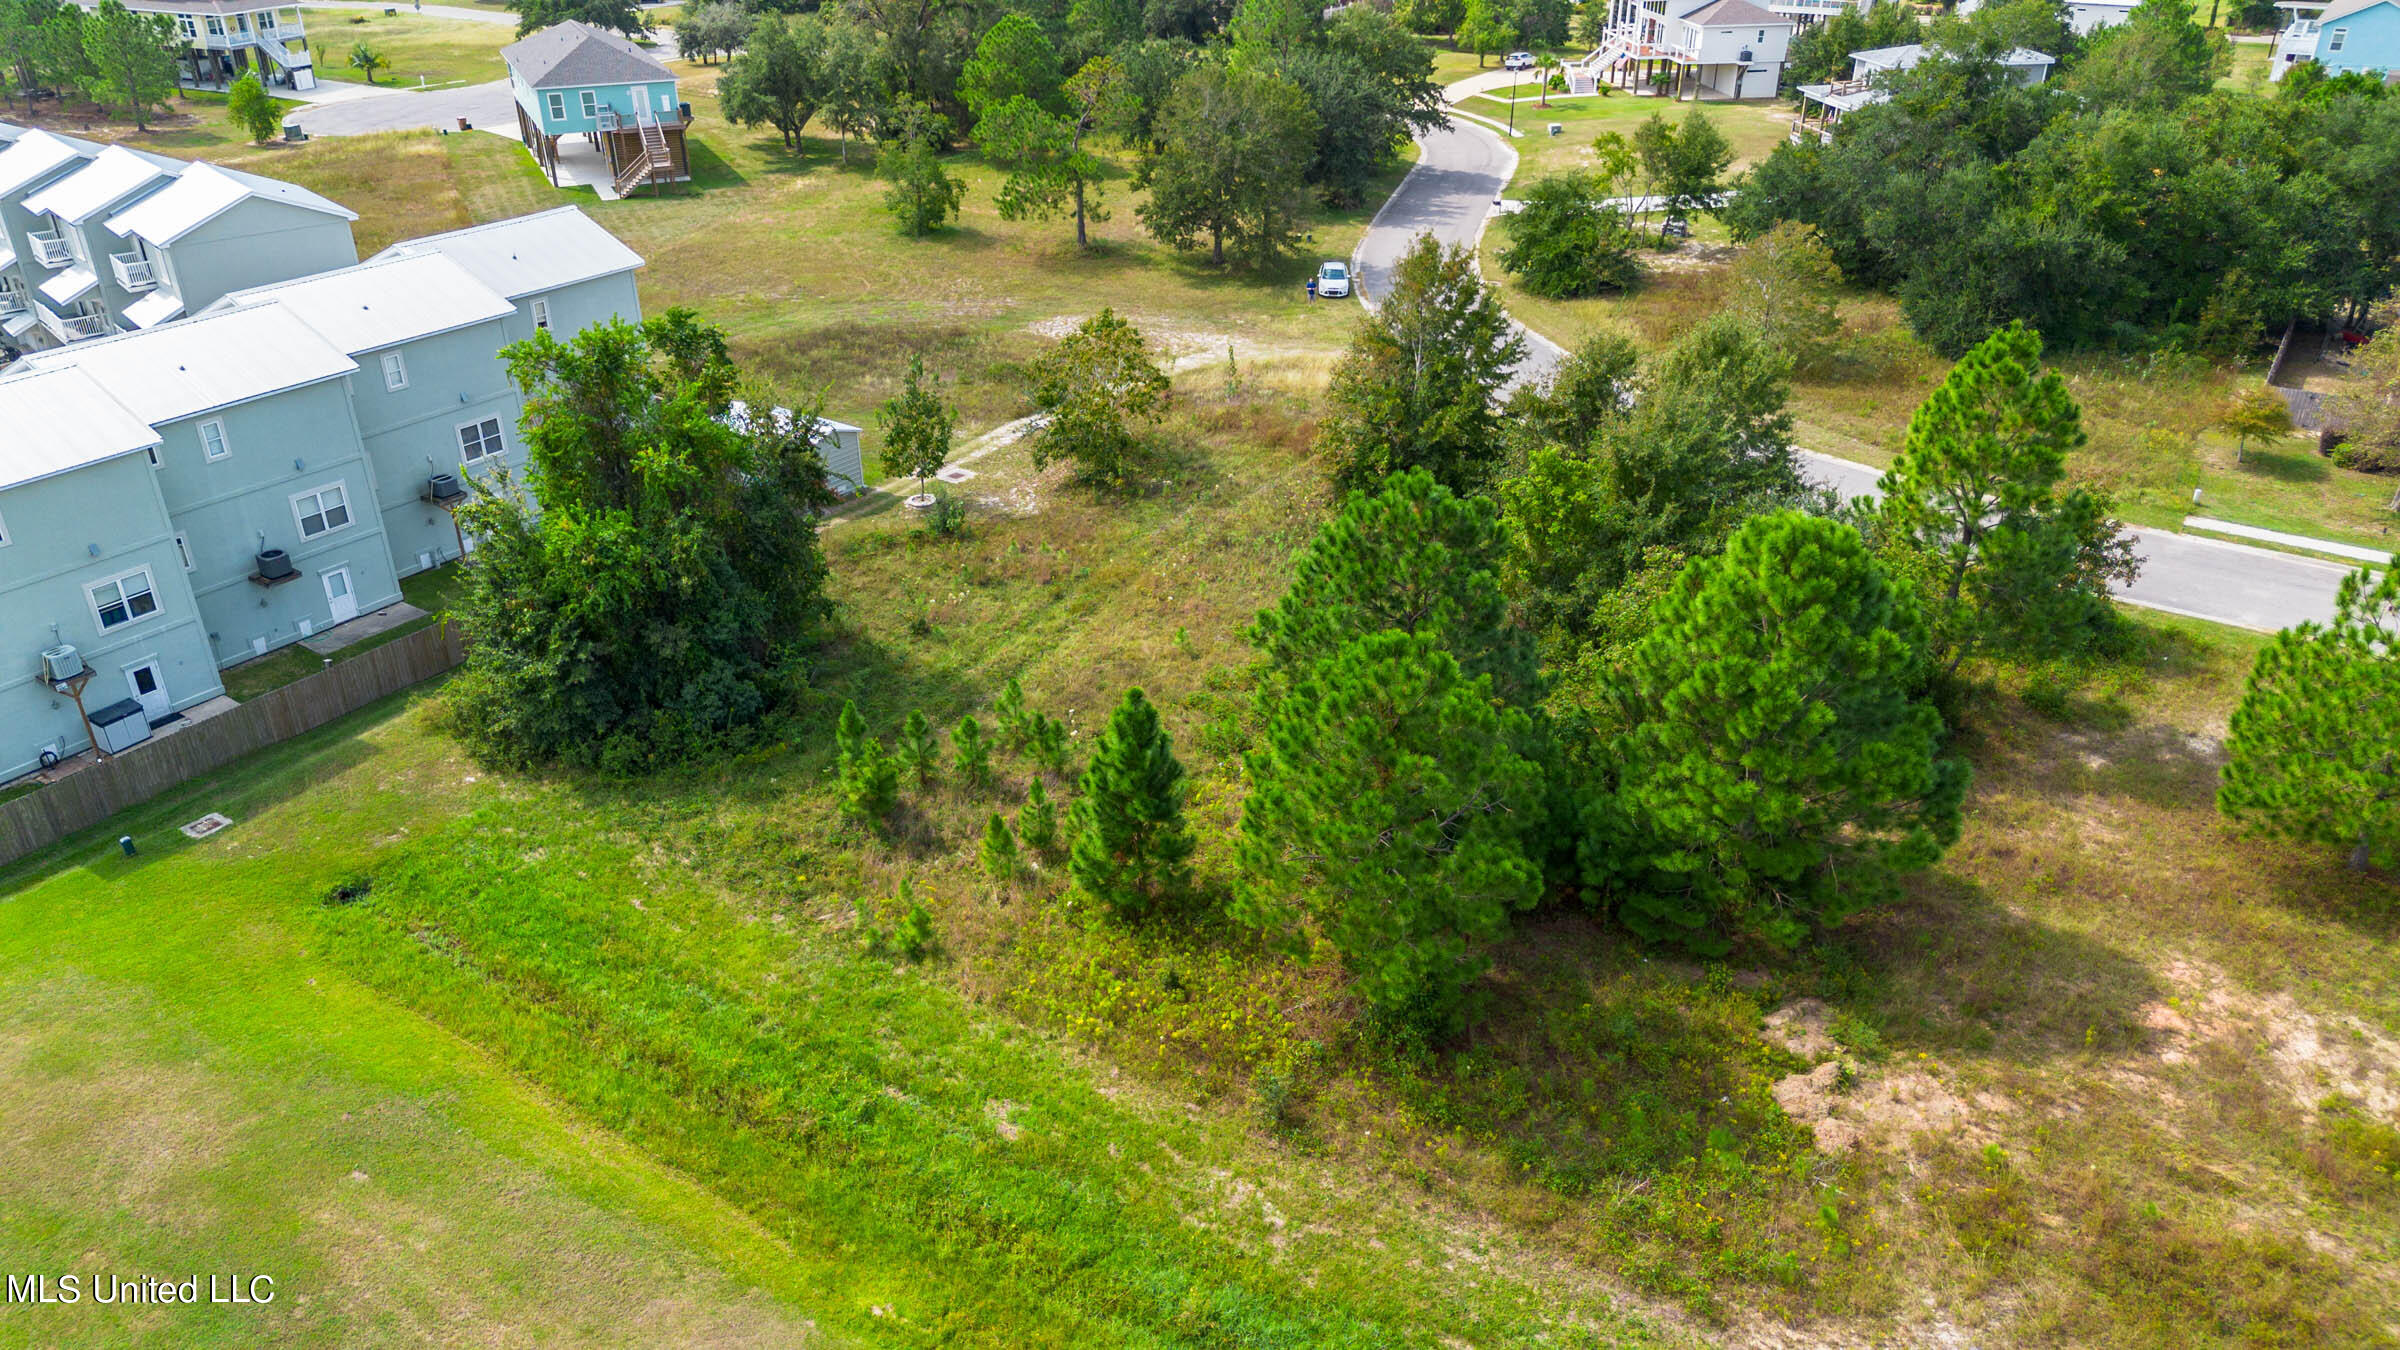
[994,676,1030,749]
[1234,629,1543,1032]
[1023,712,1070,774]
[1250,467,1541,714]
[835,701,901,823]
[2218,566,2399,872]
[895,708,939,787]
[1017,776,1059,856]
[1876,321,2138,672]
[980,811,1021,886]
[1068,688,1197,917]
[1604,512,1968,952]
[952,715,992,788]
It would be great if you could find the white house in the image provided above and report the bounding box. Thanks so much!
[1957,0,2138,34]
[77,0,317,92]
[1572,0,1793,99]
[1789,42,2054,142]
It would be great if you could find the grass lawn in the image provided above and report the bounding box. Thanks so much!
[217,564,468,702]
[311,12,514,89]
[0,92,284,155]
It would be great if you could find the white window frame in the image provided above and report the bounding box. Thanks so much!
[0,510,10,547]
[457,415,505,464]
[173,532,194,571]
[2328,25,2347,50]
[546,90,565,121]
[380,350,408,391]
[530,296,551,331]
[86,566,160,633]
[198,418,230,461]
[657,88,674,113]
[579,89,599,120]
[290,481,353,539]
[177,14,196,39]
[144,444,160,468]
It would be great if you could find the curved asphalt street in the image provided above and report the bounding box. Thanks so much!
[1353,107,2374,633]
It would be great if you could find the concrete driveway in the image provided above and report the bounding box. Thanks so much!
[1353,105,2371,634]
[288,78,516,135]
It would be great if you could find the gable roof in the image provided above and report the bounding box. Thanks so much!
[0,366,163,492]
[1676,0,1781,24]
[17,303,357,425]
[22,146,168,225]
[2312,0,2400,22]
[106,161,357,247]
[0,129,88,199]
[501,20,673,89]
[369,206,643,299]
[217,254,513,354]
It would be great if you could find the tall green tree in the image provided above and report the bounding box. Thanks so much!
[674,0,752,65]
[1456,0,1509,64]
[1069,687,1198,917]
[1027,307,1171,487]
[2218,566,2399,872]
[449,312,837,770]
[957,11,1062,123]
[721,12,823,148]
[1873,321,2138,673]
[2063,0,2221,109]
[1234,629,1543,1032]
[880,99,966,234]
[225,70,280,142]
[1633,108,1734,241]
[512,0,646,37]
[1226,0,1314,64]
[1495,171,1644,299]
[974,54,1129,247]
[1248,467,1541,714]
[876,353,954,492]
[1723,221,1843,366]
[1135,62,1318,266]
[81,0,174,128]
[1600,513,1968,953]
[1317,233,1524,494]
[814,8,884,162]
[2216,386,2291,466]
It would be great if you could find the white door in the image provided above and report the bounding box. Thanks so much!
[125,660,170,724]
[323,567,358,623]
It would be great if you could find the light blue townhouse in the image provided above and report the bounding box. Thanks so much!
[373,206,645,349]
[0,366,224,780]
[502,20,691,197]
[0,126,356,354]
[17,303,404,672]
[2274,0,2400,79]
[218,253,526,576]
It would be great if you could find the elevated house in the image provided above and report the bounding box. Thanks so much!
[502,21,691,198]
[0,128,355,354]
[1957,0,2137,34]
[1570,0,1792,100]
[2272,0,2400,78]
[1790,42,2054,142]
[77,0,317,92]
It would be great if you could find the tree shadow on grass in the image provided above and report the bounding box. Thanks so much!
[2230,444,2330,485]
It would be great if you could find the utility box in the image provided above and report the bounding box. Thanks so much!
[89,699,152,755]
[40,644,82,682]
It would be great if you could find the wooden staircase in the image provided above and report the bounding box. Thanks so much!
[611,109,674,198]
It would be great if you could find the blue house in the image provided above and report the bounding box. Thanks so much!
[2275,0,2400,79]
[502,21,691,197]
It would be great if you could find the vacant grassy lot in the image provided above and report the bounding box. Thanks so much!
[311,12,514,89]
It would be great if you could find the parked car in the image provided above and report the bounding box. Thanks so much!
[1316,260,1351,298]
[1504,51,1536,71]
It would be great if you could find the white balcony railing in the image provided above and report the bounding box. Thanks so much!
[0,288,26,315]
[109,252,158,291]
[27,232,73,268]
[38,307,112,342]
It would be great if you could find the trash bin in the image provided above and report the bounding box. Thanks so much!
[456,115,471,131]
[89,699,151,755]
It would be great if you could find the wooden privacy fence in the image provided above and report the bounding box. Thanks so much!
[0,622,467,868]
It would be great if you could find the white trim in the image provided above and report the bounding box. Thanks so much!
[198,418,230,461]
[457,414,504,463]
[0,509,10,547]
[530,295,551,331]
[380,350,408,391]
[144,444,160,468]
[579,89,599,120]
[546,90,566,120]
[290,480,353,539]
[85,565,161,634]
[173,531,194,572]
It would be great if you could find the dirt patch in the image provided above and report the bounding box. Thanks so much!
[985,1099,1025,1142]
[2143,957,2400,1117]
[1762,998,1836,1058]
[1772,1062,1993,1156]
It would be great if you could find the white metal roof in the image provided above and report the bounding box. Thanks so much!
[106,161,357,246]
[17,302,357,425]
[21,146,168,225]
[121,290,185,329]
[38,265,96,305]
[371,206,643,299]
[217,253,513,354]
[0,365,163,492]
[0,129,87,199]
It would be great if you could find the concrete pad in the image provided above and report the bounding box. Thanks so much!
[302,602,427,655]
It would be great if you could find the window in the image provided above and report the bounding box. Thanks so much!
[205,14,223,34]
[144,445,160,468]
[2328,25,2348,50]
[458,416,504,463]
[291,483,351,538]
[173,532,194,571]
[0,510,10,547]
[546,90,566,120]
[88,568,159,632]
[530,296,551,331]
[579,89,599,120]
[177,14,196,38]
[658,88,675,114]
[380,350,408,391]
[198,419,229,460]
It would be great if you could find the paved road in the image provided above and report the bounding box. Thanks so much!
[1354,109,2370,633]
[288,78,515,135]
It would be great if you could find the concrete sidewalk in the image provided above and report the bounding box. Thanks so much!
[2183,516,2395,566]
